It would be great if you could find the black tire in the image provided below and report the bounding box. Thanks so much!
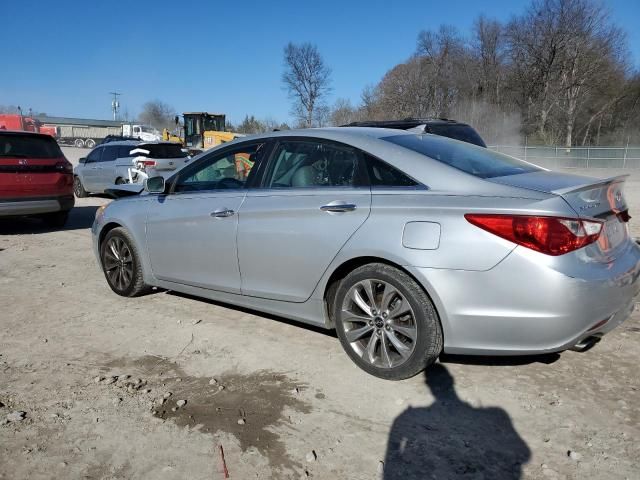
[85,138,96,149]
[333,263,443,380]
[115,177,127,185]
[74,138,85,148]
[100,227,149,297]
[73,176,88,198]
[41,211,69,228]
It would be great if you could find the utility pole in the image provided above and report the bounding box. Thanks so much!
[110,92,121,120]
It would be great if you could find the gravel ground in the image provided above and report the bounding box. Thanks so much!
[0,148,638,479]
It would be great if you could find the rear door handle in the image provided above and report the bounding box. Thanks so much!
[320,202,357,213]
[211,208,235,218]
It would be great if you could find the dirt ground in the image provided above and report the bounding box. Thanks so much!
[0,148,638,479]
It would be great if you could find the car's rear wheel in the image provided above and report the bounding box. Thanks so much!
[74,138,85,148]
[41,211,69,228]
[100,227,148,297]
[333,263,443,380]
[73,176,88,198]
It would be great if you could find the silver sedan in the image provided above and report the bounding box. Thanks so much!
[91,128,640,379]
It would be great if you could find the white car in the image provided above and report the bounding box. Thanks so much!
[73,141,190,196]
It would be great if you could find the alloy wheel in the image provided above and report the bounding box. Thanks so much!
[340,279,418,369]
[103,236,134,291]
[73,177,83,197]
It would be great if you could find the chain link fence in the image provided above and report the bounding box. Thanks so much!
[488,146,640,169]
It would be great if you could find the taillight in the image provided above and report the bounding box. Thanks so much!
[55,161,73,174]
[136,159,156,171]
[464,214,603,256]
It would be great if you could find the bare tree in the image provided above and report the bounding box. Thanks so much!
[282,42,332,127]
[330,98,362,126]
[138,100,177,130]
[472,15,505,104]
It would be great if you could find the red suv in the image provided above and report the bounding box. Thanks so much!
[0,131,74,227]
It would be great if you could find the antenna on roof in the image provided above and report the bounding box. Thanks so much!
[109,92,122,121]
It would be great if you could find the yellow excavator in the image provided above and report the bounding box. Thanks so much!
[162,112,243,152]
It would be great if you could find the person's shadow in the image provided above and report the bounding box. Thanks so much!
[384,364,530,479]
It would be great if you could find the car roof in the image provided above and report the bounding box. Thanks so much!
[242,126,412,143]
[342,118,473,129]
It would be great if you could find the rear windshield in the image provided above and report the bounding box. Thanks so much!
[383,134,541,179]
[426,124,487,147]
[0,135,63,159]
[142,144,188,159]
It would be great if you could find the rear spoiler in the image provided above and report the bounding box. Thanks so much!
[104,183,145,199]
[551,175,628,195]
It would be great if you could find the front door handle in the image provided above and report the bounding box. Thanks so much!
[320,202,357,213]
[211,208,235,218]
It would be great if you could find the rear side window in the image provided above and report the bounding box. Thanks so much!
[383,134,541,179]
[118,146,136,158]
[366,155,419,188]
[0,135,63,158]
[100,146,119,162]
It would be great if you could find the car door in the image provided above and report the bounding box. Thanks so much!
[80,146,103,191]
[145,141,268,294]
[95,145,119,190]
[237,138,372,302]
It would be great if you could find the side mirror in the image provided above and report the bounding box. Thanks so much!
[79,157,87,164]
[144,176,165,194]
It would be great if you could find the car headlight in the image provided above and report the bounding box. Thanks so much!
[95,204,107,222]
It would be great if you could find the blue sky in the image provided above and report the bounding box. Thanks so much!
[1,0,638,125]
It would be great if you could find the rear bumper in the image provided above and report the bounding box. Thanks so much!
[0,195,75,216]
[410,240,640,355]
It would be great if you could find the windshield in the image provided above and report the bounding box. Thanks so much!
[383,134,541,178]
[0,135,63,158]
[203,116,224,132]
[427,124,486,147]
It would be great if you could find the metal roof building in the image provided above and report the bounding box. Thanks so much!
[35,115,124,127]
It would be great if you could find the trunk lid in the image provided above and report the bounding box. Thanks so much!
[489,171,630,253]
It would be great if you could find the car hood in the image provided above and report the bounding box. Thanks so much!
[104,183,145,199]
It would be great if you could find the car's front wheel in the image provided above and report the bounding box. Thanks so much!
[333,263,443,380]
[100,227,148,297]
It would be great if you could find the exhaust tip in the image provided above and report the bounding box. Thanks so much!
[570,335,601,353]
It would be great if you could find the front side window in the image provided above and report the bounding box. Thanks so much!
[265,140,360,188]
[173,143,263,193]
[86,147,102,163]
